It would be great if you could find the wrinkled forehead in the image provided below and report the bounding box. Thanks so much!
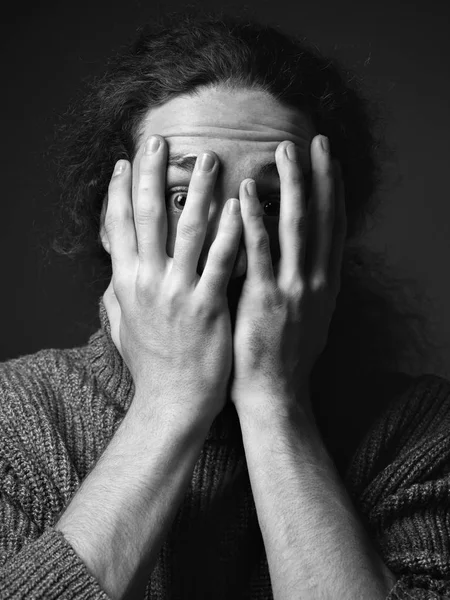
[135,87,316,168]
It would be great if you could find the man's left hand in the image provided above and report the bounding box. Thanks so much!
[230,135,347,419]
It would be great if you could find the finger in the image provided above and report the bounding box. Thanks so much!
[240,179,275,285]
[308,135,335,287]
[134,135,168,275]
[196,197,243,299]
[276,141,308,290]
[328,160,347,294]
[105,160,137,282]
[102,279,123,359]
[171,152,218,288]
[99,194,110,253]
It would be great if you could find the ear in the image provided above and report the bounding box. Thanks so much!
[99,194,111,254]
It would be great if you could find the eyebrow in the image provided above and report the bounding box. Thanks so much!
[168,153,281,179]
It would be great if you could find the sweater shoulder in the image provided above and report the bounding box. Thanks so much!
[0,341,113,482]
[0,343,89,391]
[345,374,450,597]
[371,371,450,449]
[345,371,450,497]
[0,344,93,422]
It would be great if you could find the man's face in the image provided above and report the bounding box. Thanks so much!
[128,86,316,320]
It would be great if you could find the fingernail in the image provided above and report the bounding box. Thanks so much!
[320,136,329,154]
[286,143,299,162]
[113,160,125,175]
[228,198,240,214]
[199,153,215,171]
[246,180,257,195]
[145,136,161,154]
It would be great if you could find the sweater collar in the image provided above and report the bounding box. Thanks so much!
[87,296,244,446]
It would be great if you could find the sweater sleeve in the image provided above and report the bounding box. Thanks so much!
[0,523,111,600]
[0,354,112,600]
[345,373,450,600]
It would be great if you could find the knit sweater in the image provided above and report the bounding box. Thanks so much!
[0,297,449,600]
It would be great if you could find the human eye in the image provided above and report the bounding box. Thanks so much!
[261,196,281,218]
[261,171,312,218]
[166,174,312,217]
[168,187,282,218]
[166,187,188,213]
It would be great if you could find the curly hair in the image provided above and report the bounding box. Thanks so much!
[46,6,446,446]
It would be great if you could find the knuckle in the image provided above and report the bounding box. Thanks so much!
[250,231,270,253]
[112,271,132,296]
[260,287,283,312]
[178,220,202,240]
[104,205,131,231]
[290,214,308,235]
[135,270,153,298]
[199,277,223,302]
[209,250,230,278]
[310,273,328,291]
[134,203,163,225]
[283,276,304,297]
[104,214,121,235]
[136,184,157,207]
[206,236,236,275]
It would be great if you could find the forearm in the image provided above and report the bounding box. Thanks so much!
[56,389,212,600]
[238,397,397,600]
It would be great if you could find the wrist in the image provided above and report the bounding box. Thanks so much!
[128,386,216,436]
[235,383,314,428]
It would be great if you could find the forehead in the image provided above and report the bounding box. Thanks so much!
[136,86,316,172]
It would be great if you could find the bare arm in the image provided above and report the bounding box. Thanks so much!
[64,135,239,599]
[55,389,212,600]
[238,395,397,600]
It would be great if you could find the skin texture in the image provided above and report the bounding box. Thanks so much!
[101,85,317,324]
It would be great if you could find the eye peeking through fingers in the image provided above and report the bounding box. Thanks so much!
[166,188,281,217]
[165,188,189,212]
[165,171,313,217]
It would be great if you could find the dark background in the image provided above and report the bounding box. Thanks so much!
[1,0,449,378]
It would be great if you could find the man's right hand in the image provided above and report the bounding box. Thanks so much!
[102,134,243,424]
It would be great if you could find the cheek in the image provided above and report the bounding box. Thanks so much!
[264,218,281,264]
[165,211,181,257]
[262,171,312,266]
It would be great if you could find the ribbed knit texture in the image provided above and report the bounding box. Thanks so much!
[0,296,449,599]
